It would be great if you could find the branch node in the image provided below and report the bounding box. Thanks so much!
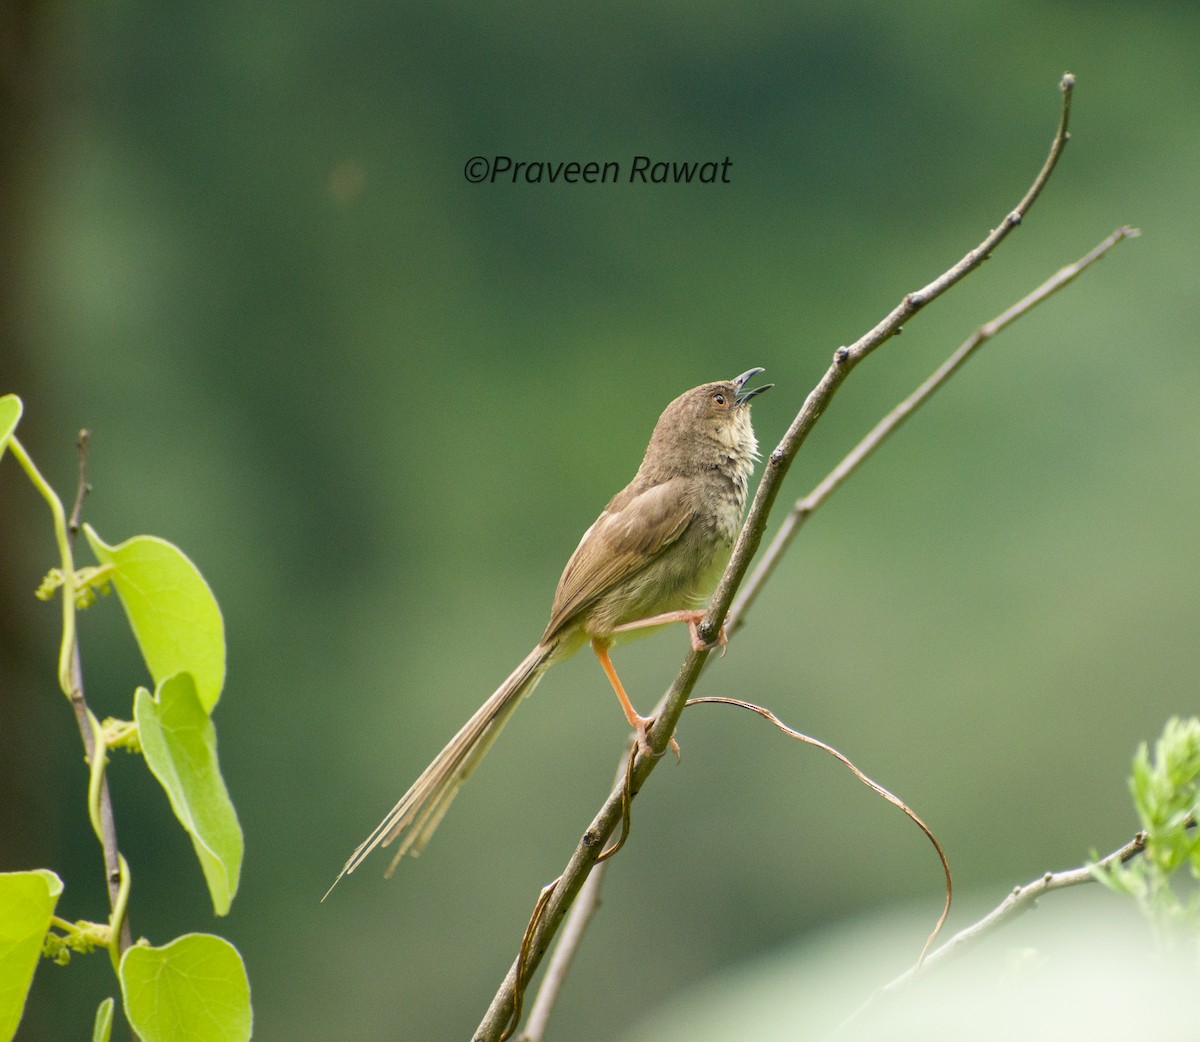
[833,346,850,365]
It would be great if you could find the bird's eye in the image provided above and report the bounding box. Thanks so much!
[712,393,727,406]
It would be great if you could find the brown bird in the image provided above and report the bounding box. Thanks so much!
[326,368,771,894]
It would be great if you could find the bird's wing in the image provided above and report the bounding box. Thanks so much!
[542,476,695,642]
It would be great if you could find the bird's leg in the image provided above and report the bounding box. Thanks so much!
[612,608,728,654]
[591,639,680,760]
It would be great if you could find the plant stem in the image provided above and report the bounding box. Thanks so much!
[8,435,135,961]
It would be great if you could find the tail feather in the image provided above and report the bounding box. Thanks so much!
[323,642,553,899]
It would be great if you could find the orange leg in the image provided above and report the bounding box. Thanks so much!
[612,608,727,653]
[591,639,680,759]
[592,639,648,730]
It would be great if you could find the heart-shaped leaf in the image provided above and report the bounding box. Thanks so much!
[83,526,225,712]
[120,933,251,1042]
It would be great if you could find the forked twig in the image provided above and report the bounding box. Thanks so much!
[500,746,638,1042]
[699,72,1077,654]
[474,75,1079,1042]
[728,224,1139,633]
[517,863,608,1042]
[507,221,1139,1039]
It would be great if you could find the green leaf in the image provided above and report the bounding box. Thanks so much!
[136,675,243,915]
[83,526,225,712]
[92,997,114,1042]
[0,869,63,1042]
[0,395,21,463]
[119,934,251,1042]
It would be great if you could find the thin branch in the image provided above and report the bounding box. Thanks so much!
[500,748,637,1041]
[473,74,1077,1042]
[517,752,629,1042]
[686,696,953,964]
[728,223,1140,633]
[477,714,678,1041]
[68,429,91,536]
[518,865,607,1042]
[841,831,1149,1030]
[705,72,1075,650]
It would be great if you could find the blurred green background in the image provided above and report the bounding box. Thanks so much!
[2,1,1197,1039]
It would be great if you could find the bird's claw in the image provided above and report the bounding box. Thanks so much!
[635,718,682,764]
[687,617,729,657]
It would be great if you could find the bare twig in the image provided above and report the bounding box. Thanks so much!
[686,696,953,964]
[518,865,607,1042]
[842,830,1149,1030]
[68,429,91,536]
[516,748,633,1042]
[500,747,637,1041]
[507,220,1141,1042]
[728,223,1140,633]
[704,72,1076,651]
[474,74,1077,1042]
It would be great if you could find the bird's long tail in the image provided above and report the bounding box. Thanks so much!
[324,642,554,898]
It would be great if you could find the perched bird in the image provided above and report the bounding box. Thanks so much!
[326,368,771,894]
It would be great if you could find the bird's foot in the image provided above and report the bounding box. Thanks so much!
[635,716,682,764]
[612,609,728,656]
[683,612,728,656]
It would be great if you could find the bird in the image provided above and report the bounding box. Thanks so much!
[325,368,771,895]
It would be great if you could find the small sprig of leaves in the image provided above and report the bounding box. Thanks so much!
[42,917,112,966]
[35,564,113,608]
[1094,716,1200,951]
[101,717,142,754]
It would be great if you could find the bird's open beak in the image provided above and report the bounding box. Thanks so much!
[733,367,772,405]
